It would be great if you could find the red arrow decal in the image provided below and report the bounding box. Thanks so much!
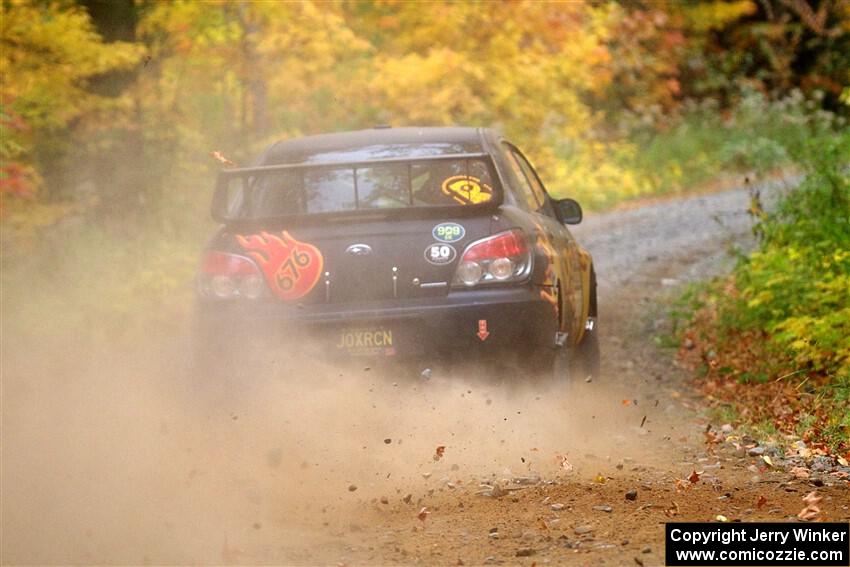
[477,319,489,341]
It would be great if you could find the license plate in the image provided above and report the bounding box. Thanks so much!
[335,327,396,356]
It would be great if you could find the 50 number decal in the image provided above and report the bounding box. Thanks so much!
[424,243,457,265]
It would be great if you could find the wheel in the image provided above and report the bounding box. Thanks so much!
[574,267,600,379]
[574,320,599,379]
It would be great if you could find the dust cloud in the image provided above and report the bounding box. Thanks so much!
[2,320,675,564]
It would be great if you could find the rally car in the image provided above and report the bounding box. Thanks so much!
[193,127,598,380]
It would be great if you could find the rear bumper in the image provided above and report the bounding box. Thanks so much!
[194,285,559,359]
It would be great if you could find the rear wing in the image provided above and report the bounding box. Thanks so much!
[212,152,500,223]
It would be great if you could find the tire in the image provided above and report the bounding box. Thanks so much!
[574,267,600,380]
[574,322,599,379]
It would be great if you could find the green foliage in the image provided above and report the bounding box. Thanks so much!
[734,132,850,379]
[684,123,850,453]
[611,89,846,202]
[2,217,202,341]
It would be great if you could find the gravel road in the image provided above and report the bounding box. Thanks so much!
[573,180,787,292]
[5,179,846,566]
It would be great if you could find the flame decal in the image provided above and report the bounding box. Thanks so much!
[235,230,324,301]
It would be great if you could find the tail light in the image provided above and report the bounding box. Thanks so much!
[198,251,265,299]
[453,229,532,287]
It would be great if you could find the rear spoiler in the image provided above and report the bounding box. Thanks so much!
[218,152,490,176]
[212,152,496,223]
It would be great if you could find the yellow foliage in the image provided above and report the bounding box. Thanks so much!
[358,1,624,197]
[0,0,143,130]
[369,49,487,125]
[681,1,758,32]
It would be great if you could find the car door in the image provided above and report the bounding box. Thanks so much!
[500,143,583,340]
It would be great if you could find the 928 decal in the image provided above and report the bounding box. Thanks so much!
[441,175,493,205]
[236,230,323,300]
[432,222,465,243]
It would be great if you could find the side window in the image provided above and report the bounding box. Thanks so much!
[501,145,541,212]
[510,147,556,217]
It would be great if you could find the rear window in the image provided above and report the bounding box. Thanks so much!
[219,158,499,219]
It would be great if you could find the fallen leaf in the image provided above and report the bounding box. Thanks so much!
[838,457,849,467]
[688,470,701,484]
[556,455,574,473]
[594,473,607,484]
[621,399,632,406]
[756,495,767,509]
[434,446,446,461]
[664,501,679,517]
[797,491,822,521]
[762,455,774,467]
[210,150,236,167]
[418,507,430,522]
[704,427,723,446]
[715,514,729,522]
[802,491,822,505]
[790,466,810,479]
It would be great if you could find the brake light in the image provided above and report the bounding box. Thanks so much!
[453,229,532,287]
[198,251,265,299]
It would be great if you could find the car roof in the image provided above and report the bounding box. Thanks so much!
[261,127,493,165]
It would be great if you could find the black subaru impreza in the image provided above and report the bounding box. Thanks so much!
[194,127,598,379]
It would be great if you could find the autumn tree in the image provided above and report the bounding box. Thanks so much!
[0,0,141,220]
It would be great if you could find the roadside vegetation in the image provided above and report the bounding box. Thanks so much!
[675,117,850,457]
[2,0,848,346]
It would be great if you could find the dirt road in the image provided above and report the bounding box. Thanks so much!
[3,181,847,565]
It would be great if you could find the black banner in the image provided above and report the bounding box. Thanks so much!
[666,522,849,566]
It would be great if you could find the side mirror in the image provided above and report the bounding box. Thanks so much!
[554,198,582,224]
